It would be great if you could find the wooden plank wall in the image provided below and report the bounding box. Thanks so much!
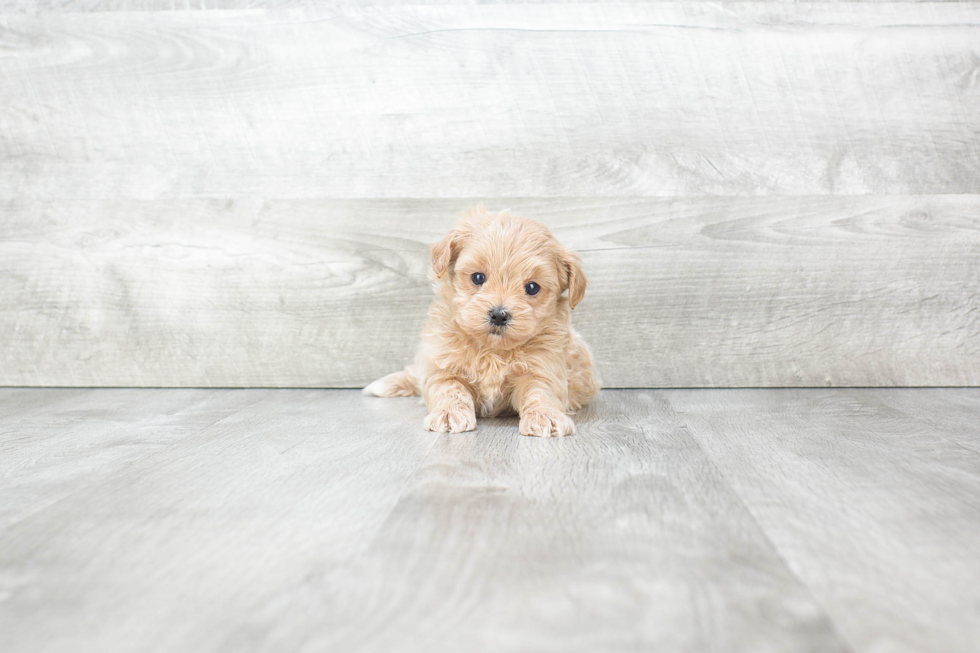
[1,3,978,387]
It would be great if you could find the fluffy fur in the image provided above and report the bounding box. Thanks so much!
[364,208,600,437]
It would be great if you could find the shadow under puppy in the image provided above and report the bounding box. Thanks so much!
[365,208,599,437]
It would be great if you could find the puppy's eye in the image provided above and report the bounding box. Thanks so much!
[525,282,540,296]
[471,272,486,286]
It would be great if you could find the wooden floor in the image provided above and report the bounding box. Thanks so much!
[0,388,978,653]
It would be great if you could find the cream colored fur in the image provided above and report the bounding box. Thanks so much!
[363,208,600,437]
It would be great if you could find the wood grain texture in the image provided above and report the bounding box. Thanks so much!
[0,387,88,419]
[2,196,978,387]
[669,388,980,653]
[0,388,260,530]
[1,4,978,199]
[2,388,978,652]
[239,390,848,653]
[0,389,443,653]
[0,388,851,653]
[864,388,980,454]
[4,0,972,13]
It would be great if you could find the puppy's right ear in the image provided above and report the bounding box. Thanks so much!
[431,229,463,279]
[559,247,587,309]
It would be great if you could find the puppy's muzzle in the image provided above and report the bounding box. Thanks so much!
[488,307,511,327]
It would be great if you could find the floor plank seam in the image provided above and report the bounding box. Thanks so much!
[218,409,447,653]
[663,396,862,653]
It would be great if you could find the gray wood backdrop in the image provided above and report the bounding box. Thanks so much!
[1,2,978,387]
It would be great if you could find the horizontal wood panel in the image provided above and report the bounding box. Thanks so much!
[2,197,977,387]
[1,4,978,199]
[3,0,969,13]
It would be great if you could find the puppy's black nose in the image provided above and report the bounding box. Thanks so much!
[488,307,511,326]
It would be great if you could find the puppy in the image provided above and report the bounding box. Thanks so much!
[364,208,599,437]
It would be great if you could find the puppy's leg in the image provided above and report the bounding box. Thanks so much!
[512,376,575,438]
[566,331,600,410]
[423,377,477,433]
[363,368,418,397]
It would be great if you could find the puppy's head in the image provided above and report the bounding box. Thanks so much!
[430,208,586,351]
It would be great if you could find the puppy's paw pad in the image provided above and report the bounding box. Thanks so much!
[424,406,477,433]
[520,409,575,438]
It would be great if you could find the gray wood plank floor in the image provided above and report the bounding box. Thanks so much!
[0,388,977,652]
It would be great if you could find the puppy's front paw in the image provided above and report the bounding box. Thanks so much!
[424,405,477,433]
[520,408,575,438]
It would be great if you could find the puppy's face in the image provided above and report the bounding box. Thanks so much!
[430,210,586,351]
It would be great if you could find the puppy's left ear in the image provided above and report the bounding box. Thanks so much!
[559,247,587,309]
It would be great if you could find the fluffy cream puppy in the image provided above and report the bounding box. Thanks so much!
[364,208,600,437]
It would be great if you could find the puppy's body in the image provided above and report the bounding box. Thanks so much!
[365,209,599,437]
